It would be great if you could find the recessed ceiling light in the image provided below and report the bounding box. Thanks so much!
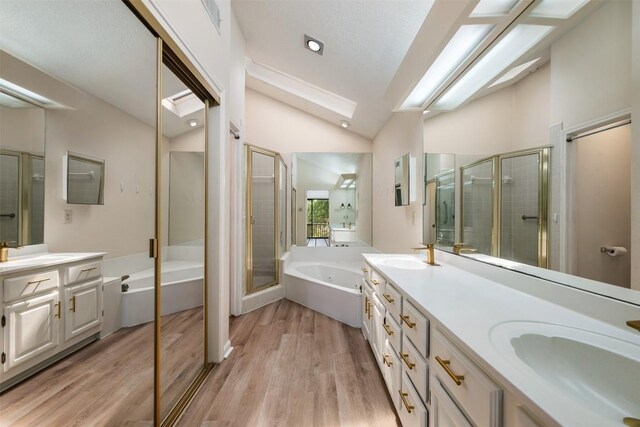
[304,34,324,55]
[186,119,198,127]
[434,24,554,110]
[340,120,350,128]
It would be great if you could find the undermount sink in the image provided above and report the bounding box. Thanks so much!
[377,257,427,270]
[490,321,640,424]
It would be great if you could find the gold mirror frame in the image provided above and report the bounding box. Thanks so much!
[122,1,220,425]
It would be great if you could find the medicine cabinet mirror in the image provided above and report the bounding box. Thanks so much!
[64,152,105,205]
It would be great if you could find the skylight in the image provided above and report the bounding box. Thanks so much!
[489,57,541,87]
[162,89,204,118]
[529,0,590,19]
[402,24,494,109]
[433,25,553,110]
[470,0,520,17]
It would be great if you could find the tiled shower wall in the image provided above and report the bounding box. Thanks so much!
[500,154,540,266]
[461,160,494,256]
[0,154,19,243]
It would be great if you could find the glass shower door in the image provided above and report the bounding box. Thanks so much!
[460,158,496,256]
[247,146,278,293]
[499,149,549,267]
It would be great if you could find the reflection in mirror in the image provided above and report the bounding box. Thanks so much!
[394,153,410,206]
[161,63,206,420]
[0,94,45,247]
[423,153,455,246]
[279,157,287,256]
[422,0,637,298]
[64,152,105,205]
[292,153,372,247]
[0,0,158,423]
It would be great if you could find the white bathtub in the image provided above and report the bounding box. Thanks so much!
[284,261,363,327]
[121,260,203,327]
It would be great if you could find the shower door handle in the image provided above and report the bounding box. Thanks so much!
[250,215,255,224]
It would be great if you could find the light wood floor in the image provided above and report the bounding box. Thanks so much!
[0,307,204,426]
[179,299,400,427]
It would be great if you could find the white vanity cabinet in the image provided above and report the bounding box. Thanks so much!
[0,254,104,389]
[64,278,102,341]
[3,291,60,371]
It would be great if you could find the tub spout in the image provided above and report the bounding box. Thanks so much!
[121,274,130,282]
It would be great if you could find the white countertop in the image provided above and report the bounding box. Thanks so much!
[362,253,640,427]
[0,252,106,275]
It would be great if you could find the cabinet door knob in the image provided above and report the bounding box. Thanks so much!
[435,355,465,385]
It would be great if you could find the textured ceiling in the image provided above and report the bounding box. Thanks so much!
[0,0,199,139]
[233,0,434,139]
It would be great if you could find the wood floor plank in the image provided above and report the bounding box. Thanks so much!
[179,299,399,427]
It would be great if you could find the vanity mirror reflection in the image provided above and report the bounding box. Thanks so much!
[422,0,637,298]
[0,94,45,247]
[292,152,372,247]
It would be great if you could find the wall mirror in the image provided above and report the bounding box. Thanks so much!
[0,93,45,247]
[422,0,637,302]
[64,152,105,205]
[291,152,372,247]
[161,63,206,421]
[394,152,411,206]
[0,0,214,425]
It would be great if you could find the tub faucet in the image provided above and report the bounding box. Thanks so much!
[121,274,130,282]
[412,243,438,266]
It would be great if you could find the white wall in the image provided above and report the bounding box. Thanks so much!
[0,106,45,154]
[550,1,632,129]
[372,111,423,253]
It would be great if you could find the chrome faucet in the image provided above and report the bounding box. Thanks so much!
[453,243,477,255]
[412,243,438,266]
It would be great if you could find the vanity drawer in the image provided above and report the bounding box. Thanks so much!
[400,300,429,359]
[381,281,402,319]
[383,310,401,353]
[3,269,60,303]
[382,339,401,410]
[66,260,102,285]
[398,370,428,427]
[431,329,502,427]
[369,268,386,294]
[401,333,428,403]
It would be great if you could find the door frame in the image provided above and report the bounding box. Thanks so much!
[561,109,631,275]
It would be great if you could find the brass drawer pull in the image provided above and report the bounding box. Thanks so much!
[364,296,369,314]
[398,391,414,413]
[383,293,394,303]
[80,267,97,273]
[623,417,640,427]
[361,267,368,273]
[400,314,416,328]
[367,302,372,320]
[54,302,61,319]
[383,354,393,367]
[27,278,50,285]
[69,296,76,313]
[383,322,394,336]
[400,352,415,369]
[371,279,379,286]
[435,356,465,386]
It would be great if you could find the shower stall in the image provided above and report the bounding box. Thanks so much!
[460,148,549,267]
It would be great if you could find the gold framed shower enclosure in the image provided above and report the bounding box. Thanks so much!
[245,144,286,295]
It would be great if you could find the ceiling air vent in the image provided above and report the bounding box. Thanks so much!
[202,0,221,32]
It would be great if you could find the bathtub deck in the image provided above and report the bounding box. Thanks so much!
[0,307,204,426]
[180,299,400,426]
